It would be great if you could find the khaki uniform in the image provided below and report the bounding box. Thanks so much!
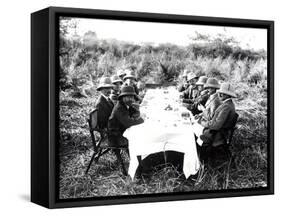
[183,85,198,100]
[201,98,237,146]
[183,89,209,115]
[201,93,221,121]
[194,90,209,106]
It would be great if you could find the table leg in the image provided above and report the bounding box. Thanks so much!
[128,154,139,179]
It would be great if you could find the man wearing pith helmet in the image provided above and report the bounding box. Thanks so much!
[117,69,126,80]
[196,77,221,122]
[199,82,237,162]
[94,77,115,130]
[183,75,208,103]
[110,75,123,105]
[108,85,144,175]
[182,75,209,115]
[182,72,199,100]
[123,70,139,95]
[193,76,210,114]
[178,69,189,92]
[196,76,208,95]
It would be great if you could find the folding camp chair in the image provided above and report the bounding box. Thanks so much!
[224,112,239,158]
[85,109,128,175]
[198,112,239,163]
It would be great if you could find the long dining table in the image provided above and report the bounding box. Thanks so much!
[123,86,202,179]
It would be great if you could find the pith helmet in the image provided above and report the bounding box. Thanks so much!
[117,69,126,77]
[196,76,208,86]
[111,75,123,84]
[118,85,137,100]
[123,70,137,81]
[204,78,220,89]
[217,82,237,98]
[187,72,198,81]
[96,77,114,91]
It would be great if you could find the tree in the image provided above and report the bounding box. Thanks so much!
[83,31,97,47]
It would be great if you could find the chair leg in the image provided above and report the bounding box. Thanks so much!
[85,151,97,174]
[114,149,127,176]
[95,148,111,163]
[134,156,143,180]
[85,148,110,174]
[125,148,130,159]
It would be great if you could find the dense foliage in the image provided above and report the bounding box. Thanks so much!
[59,26,266,97]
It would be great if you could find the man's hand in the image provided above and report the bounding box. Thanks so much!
[131,103,140,110]
[198,104,205,111]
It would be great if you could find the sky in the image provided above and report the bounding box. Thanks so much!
[63,17,267,51]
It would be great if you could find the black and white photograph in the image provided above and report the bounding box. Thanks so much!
[58,16,269,200]
[1,0,281,213]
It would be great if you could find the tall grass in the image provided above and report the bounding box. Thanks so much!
[59,33,268,199]
[59,74,268,199]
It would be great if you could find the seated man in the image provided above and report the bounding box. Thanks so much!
[183,76,209,115]
[194,83,237,162]
[117,68,126,80]
[196,77,221,122]
[110,75,123,105]
[94,77,114,130]
[136,80,146,102]
[182,72,199,100]
[178,69,189,92]
[123,70,139,95]
[108,85,144,148]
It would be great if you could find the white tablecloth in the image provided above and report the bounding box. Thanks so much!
[123,87,201,179]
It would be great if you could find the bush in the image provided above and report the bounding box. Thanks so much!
[136,55,156,79]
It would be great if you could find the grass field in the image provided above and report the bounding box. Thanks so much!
[58,81,267,199]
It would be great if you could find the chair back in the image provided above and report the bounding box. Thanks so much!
[227,112,239,145]
[88,109,98,130]
[88,108,108,151]
[231,112,239,128]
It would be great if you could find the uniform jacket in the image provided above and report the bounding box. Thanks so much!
[202,98,237,146]
[183,85,198,100]
[194,89,209,106]
[183,90,209,115]
[202,93,221,121]
[108,100,144,136]
[94,95,114,129]
[205,98,236,130]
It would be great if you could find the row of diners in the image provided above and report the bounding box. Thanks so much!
[178,69,238,164]
[93,68,238,174]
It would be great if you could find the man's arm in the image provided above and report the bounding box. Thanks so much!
[115,106,144,128]
[203,105,230,130]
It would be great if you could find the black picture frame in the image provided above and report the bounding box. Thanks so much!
[31,6,274,209]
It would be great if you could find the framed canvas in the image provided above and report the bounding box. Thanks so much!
[31,6,274,208]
